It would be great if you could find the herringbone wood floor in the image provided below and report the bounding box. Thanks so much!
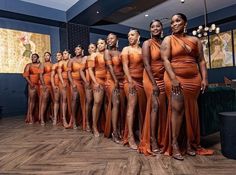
[0,116,235,175]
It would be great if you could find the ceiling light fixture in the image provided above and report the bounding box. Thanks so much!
[192,0,220,37]
[96,11,99,14]
[145,14,149,17]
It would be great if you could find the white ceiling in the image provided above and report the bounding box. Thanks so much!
[20,0,80,11]
[121,0,236,30]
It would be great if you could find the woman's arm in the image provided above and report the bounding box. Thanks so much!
[161,36,181,94]
[39,63,46,87]
[197,38,208,93]
[88,53,99,87]
[105,49,119,88]
[142,40,159,95]
[121,47,133,83]
[80,57,90,88]
[67,59,76,89]
[57,61,65,87]
[23,64,34,88]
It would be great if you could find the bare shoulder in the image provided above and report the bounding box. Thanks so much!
[121,46,130,54]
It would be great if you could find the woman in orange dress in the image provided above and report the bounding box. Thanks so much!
[80,43,97,132]
[51,52,63,125]
[104,33,126,143]
[58,50,71,128]
[88,39,107,137]
[161,13,212,160]
[22,53,41,124]
[68,45,86,129]
[122,29,146,149]
[39,52,53,125]
[139,20,167,155]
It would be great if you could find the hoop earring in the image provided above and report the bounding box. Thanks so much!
[161,31,164,38]
[150,32,153,39]
[137,37,140,45]
[82,50,84,56]
[184,26,187,33]
[116,40,119,48]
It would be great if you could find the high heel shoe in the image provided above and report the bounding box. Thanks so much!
[128,136,137,150]
[187,147,196,156]
[112,132,121,144]
[172,143,184,161]
[151,139,162,154]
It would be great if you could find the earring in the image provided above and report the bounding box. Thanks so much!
[150,32,153,38]
[116,40,119,48]
[161,31,164,38]
[82,50,84,56]
[184,26,187,33]
[137,37,140,45]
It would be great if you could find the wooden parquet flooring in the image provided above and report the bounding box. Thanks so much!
[0,116,235,175]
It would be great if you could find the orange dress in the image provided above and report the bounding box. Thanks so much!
[121,51,146,144]
[22,63,41,123]
[40,62,53,121]
[139,39,167,155]
[69,59,86,130]
[163,35,210,155]
[104,54,126,137]
[58,61,72,125]
[87,53,107,131]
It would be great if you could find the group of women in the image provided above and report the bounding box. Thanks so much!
[23,13,213,160]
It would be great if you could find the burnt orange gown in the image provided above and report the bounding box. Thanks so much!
[68,59,86,130]
[163,35,212,155]
[139,39,167,155]
[41,62,53,120]
[23,63,41,123]
[121,50,146,144]
[58,61,72,125]
[104,53,126,138]
[87,53,107,131]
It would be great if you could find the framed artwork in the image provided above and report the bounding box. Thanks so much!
[209,31,233,68]
[233,30,236,65]
[0,28,51,73]
[200,36,210,68]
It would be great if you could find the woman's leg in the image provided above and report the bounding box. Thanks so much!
[171,93,184,160]
[61,87,69,128]
[71,87,79,129]
[40,88,50,125]
[28,86,37,124]
[53,88,60,125]
[111,89,120,143]
[85,87,93,131]
[92,87,104,137]
[126,89,138,149]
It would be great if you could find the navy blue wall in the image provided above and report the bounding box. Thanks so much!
[0,17,60,117]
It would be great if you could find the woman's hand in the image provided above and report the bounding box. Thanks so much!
[201,79,208,94]
[171,78,182,95]
[153,85,160,97]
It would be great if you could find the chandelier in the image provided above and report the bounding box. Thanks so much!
[192,0,220,37]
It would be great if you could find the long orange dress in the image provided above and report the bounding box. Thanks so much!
[51,63,62,124]
[68,59,86,130]
[23,63,41,123]
[139,39,167,155]
[41,62,53,121]
[163,35,212,155]
[87,53,107,131]
[104,53,126,138]
[58,61,72,125]
[121,49,146,144]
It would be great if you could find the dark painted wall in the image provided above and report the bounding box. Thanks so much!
[0,17,60,117]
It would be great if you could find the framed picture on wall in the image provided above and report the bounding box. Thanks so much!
[200,36,210,69]
[209,31,233,68]
[233,30,236,65]
[0,28,51,73]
